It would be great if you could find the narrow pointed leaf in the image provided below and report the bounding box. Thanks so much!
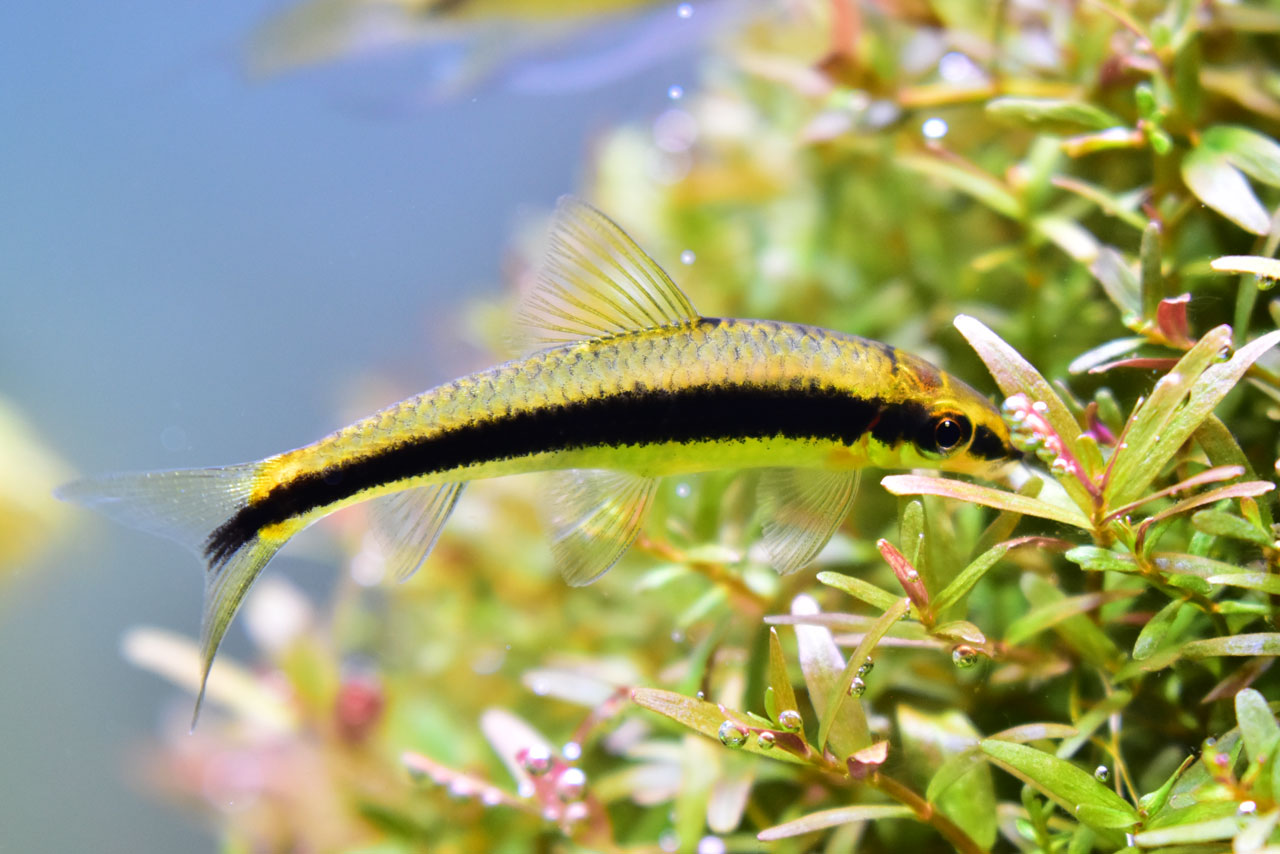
[979,740,1138,830]
[793,595,870,756]
[817,571,902,611]
[1236,688,1280,764]
[1182,143,1271,234]
[630,688,807,765]
[986,96,1122,133]
[1181,634,1280,659]
[757,804,915,840]
[883,475,1091,529]
[767,628,798,724]
[817,598,909,753]
[1211,254,1280,281]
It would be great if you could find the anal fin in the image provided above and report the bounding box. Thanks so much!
[368,482,465,582]
[548,469,658,586]
[758,468,860,576]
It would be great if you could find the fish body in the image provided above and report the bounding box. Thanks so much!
[59,198,1016,721]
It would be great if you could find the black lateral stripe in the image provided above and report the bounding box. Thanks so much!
[970,424,1014,461]
[205,383,933,565]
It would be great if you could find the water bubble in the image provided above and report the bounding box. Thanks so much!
[1050,457,1072,476]
[675,481,692,496]
[922,117,948,139]
[857,657,874,677]
[695,690,706,700]
[481,788,502,806]
[1032,401,1049,414]
[668,85,684,101]
[1205,737,1217,747]
[562,742,583,761]
[671,629,685,643]
[778,709,803,732]
[697,836,727,854]
[849,676,867,697]
[680,250,696,266]
[1239,800,1258,816]
[938,51,982,84]
[1094,765,1109,782]
[757,732,776,750]
[522,745,552,776]
[1216,344,1233,362]
[677,3,693,18]
[564,801,590,822]
[718,721,747,748]
[556,767,587,801]
[659,830,680,853]
[448,779,472,798]
[517,781,535,798]
[952,645,979,668]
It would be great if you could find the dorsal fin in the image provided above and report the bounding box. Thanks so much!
[516,196,699,352]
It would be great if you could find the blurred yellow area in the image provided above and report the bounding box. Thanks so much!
[0,395,73,574]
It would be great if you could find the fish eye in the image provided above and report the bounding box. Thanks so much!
[932,414,971,455]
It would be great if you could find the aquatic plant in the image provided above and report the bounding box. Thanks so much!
[120,1,1280,851]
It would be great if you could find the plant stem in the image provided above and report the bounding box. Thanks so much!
[873,772,988,854]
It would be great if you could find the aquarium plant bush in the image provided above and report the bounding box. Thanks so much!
[124,2,1280,851]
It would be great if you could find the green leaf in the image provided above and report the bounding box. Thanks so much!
[1181,142,1271,234]
[954,314,1084,449]
[986,97,1122,133]
[767,628,798,725]
[1194,415,1273,529]
[1020,573,1121,668]
[1182,633,1280,659]
[1236,688,1280,763]
[1140,222,1164,318]
[1132,598,1187,660]
[1211,254,1280,282]
[629,688,807,765]
[1004,589,1136,646]
[792,596,869,757]
[1107,327,1280,508]
[882,475,1091,529]
[1132,816,1242,846]
[756,804,915,840]
[1203,125,1280,187]
[1206,572,1280,594]
[931,542,1011,614]
[988,722,1079,742]
[896,154,1022,220]
[817,571,902,611]
[979,740,1138,830]
[899,706,996,848]
[817,598,910,753]
[1051,176,1147,230]
[1091,247,1142,319]
[1066,546,1139,574]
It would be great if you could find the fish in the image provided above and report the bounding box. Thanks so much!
[57,197,1018,721]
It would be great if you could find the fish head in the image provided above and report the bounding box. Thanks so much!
[885,356,1020,479]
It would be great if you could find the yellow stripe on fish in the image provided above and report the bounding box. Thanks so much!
[57,197,1017,723]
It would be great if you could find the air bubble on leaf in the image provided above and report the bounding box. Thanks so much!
[757,731,776,750]
[564,801,589,822]
[521,745,552,776]
[660,830,680,853]
[481,789,502,806]
[849,676,867,697]
[858,657,874,676]
[679,251,696,266]
[904,568,919,582]
[1032,401,1049,414]
[448,779,472,798]
[562,742,582,761]
[1216,344,1233,362]
[1050,457,1072,476]
[556,767,587,801]
[952,645,979,668]
[695,690,706,700]
[1094,765,1109,782]
[518,781,535,798]
[778,709,803,732]
[718,721,748,748]
[1240,800,1258,815]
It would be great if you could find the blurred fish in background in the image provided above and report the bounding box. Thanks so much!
[247,0,740,100]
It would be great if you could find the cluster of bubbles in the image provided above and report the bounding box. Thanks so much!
[1002,393,1080,478]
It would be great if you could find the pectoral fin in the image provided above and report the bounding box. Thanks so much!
[368,482,465,581]
[548,469,658,586]
[758,468,860,575]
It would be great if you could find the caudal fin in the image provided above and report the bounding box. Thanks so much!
[56,464,285,726]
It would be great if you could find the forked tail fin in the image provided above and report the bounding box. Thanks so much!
[56,464,284,726]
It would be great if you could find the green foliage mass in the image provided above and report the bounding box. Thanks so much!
[134,2,1280,852]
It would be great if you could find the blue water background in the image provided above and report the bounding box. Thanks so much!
[0,2,694,849]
